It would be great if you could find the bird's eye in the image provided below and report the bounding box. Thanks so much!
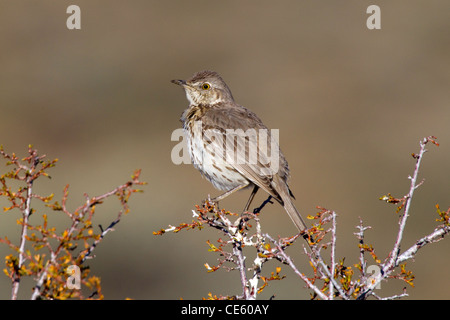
[202,83,211,90]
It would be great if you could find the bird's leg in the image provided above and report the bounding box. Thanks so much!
[252,195,273,214]
[236,185,260,230]
[243,185,259,213]
[205,183,249,209]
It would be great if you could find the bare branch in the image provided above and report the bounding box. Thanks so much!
[155,136,447,301]
[357,136,440,299]
[264,233,328,300]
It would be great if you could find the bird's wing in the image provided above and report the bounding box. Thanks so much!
[202,105,289,204]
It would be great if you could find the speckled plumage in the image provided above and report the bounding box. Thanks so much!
[172,70,307,232]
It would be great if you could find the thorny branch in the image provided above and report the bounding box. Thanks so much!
[0,145,145,299]
[156,136,448,300]
[0,146,55,299]
[357,136,443,299]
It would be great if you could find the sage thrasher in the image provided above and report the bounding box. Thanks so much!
[172,70,307,232]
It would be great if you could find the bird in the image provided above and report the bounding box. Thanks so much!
[171,70,307,232]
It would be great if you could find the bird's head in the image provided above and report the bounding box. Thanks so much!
[171,70,234,105]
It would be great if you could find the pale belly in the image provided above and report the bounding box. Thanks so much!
[185,129,249,191]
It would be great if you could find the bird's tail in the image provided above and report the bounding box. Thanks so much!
[272,175,307,232]
[282,194,307,232]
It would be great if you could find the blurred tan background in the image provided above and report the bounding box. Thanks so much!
[0,1,449,299]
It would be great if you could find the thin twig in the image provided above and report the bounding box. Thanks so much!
[265,233,329,300]
[80,217,122,263]
[31,173,142,300]
[388,138,427,267]
[357,136,438,299]
[329,211,337,299]
[397,224,450,263]
[11,152,36,300]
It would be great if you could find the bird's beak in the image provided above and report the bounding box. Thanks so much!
[171,79,187,86]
